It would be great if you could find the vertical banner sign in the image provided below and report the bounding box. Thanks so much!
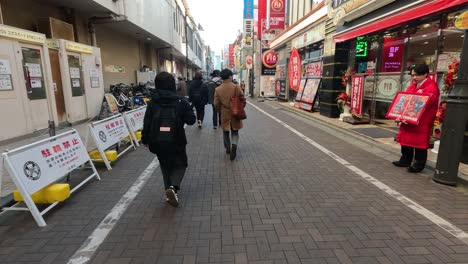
[351,75,364,116]
[228,44,235,69]
[262,49,278,75]
[257,0,267,39]
[243,19,253,48]
[288,48,301,91]
[270,0,285,29]
[380,38,405,72]
[245,55,253,69]
[243,0,254,19]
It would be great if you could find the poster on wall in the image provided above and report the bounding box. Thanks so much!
[275,60,287,80]
[69,67,81,79]
[262,49,278,75]
[304,62,322,78]
[386,92,430,125]
[351,75,364,116]
[0,59,12,74]
[275,79,286,99]
[26,63,42,77]
[262,76,276,97]
[301,78,320,104]
[0,74,13,90]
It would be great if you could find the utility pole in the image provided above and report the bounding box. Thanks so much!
[185,11,190,80]
[433,26,468,186]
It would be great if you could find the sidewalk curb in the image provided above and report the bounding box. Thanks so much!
[265,100,468,187]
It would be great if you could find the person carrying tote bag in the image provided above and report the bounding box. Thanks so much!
[214,69,246,160]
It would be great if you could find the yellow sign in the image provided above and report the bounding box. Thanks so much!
[46,39,60,49]
[0,24,46,44]
[455,10,468,30]
[65,41,93,54]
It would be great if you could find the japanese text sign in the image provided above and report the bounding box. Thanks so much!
[7,132,89,195]
[305,62,322,78]
[91,114,130,150]
[351,75,364,116]
[124,106,146,133]
[288,48,302,91]
[386,92,430,125]
[262,49,278,75]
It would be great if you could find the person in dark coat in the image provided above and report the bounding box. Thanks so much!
[393,64,440,173]
[189,71,209,128]
[203,70,222,128]
[142,72,196,207]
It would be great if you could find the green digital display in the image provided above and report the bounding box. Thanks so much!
[356,41,368,57]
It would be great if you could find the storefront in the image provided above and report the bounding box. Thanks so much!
[334,0,467,125]
[291,22,325,110]
[51,40,104,124]
[0,24,58,141]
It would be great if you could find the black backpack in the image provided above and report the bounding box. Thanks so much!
[151,100,181,145]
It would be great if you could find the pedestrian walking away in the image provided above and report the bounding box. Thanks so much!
[204,70,223,129]
[177,76,187,97]
[189,71,208,128]
[142,72,196,207]
[392,64,440,173]
[214,69,246,160]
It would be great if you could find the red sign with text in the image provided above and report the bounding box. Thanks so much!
[288,48,302,91]
[270,0,285,29]
[228,44,235,68]
[351,75,364,116]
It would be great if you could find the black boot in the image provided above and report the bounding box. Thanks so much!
[408,161,425,173]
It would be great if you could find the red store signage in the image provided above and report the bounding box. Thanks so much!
[351,75,364,116]
[228,44,235,68]
[305,62,322,78]
[288,48,301,91]
[270,0,285,29]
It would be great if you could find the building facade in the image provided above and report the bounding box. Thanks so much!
[0,0,206,141]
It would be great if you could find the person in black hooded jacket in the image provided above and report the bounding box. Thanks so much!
[188,71,209,128]
[142,72,196,207]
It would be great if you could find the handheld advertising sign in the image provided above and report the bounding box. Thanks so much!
[123,106,147,146]
[1,130,100,227]
[89,113,135,170]
[386,92,431,125]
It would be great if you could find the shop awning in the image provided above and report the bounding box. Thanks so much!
[334,0,468,43]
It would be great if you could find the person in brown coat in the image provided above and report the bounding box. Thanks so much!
[214,69,246,160]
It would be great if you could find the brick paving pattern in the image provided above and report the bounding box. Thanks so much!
[0,100,468,264]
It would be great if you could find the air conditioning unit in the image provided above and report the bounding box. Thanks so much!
[37,17,74,41]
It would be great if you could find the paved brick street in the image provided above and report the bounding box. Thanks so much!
[1,100,468,264]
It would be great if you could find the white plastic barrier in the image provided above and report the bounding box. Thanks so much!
[88,113,136,170]
[123,106,147,147]
[1,129,100,227]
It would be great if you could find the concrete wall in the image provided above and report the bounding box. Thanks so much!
[95,24,140,89]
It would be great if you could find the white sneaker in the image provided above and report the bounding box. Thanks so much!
[165,187,179,207]
[198,120,202,128]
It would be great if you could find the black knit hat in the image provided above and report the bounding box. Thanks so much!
[155,72,176,91]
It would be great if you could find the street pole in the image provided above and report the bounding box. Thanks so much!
[433,29,468,186]
[185,13,190,80]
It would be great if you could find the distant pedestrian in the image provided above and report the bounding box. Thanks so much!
[214,69,246,160]
[142,72,196,207]
[203,70,223,129]
[393,64,439,173]
[189,71,209,128]
[177,76,187,97]
[240,81,246,94]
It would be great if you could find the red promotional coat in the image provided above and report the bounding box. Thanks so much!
[397,78,440,149]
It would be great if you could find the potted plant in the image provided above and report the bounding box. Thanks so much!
[336,92,351,120]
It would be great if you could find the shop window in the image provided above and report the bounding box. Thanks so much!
[22,48,46,100]
[406,20,440,72]
[68,55,84,97]
[354,36,379,74]
[437,11,465,73]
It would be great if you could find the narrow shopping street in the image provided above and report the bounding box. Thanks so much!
[1,100,468,264]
